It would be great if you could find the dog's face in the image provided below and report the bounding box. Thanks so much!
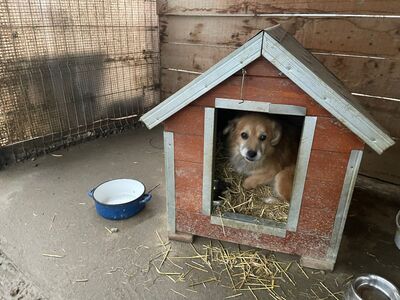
[224,114,282,162]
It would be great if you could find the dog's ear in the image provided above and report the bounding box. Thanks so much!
[271,121,282,146]
[223,118,238,135]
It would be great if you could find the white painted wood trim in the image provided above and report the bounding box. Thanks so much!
[202,108,216,215]
[208,99,311,236]
[327,150,363,262]
[164,131,176,233]
[215,98,306,116]
[286,116,317,231]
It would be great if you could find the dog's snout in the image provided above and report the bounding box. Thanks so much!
[247,150,257,158]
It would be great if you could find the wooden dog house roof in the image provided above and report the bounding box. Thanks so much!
[141,25,394,154]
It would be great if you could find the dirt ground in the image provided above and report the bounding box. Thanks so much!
[0,127,399,299]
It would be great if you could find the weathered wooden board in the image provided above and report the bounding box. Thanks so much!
[360,142,400,184]
[176,209,331,258]
[163,105,204,135]
[161,69,197,96]
[162,70,331,116]
[313,117,364,153]
[306,150,350,182]
[160,16,400,57]
[302,178,343,210]
[175,160,203,213]
[297,207,337,237]
[159,0,400,15]
[174,133,203,163]
[316,55,400,99]
[161,43,400,98]
[357,97,400,137]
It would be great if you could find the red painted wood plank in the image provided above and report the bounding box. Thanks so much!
[164,106,204,136]
[176,209,296,253]
[313,117,364,153]
[192,75,330,116]
[175,210,331,258]
[297,207,337,238]
[306,150,349,182]
[235,57,286,78]
[293,233,330,258]
[301,178,343,211]
[175,160,203,213]
[174,134,203,164]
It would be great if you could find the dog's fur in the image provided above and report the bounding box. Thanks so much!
[224,113,299,203]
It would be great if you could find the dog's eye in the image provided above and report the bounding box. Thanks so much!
[259,134,267,141]
[241,132,248,140]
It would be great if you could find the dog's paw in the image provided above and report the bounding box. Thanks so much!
[262,196,280,204]
[242,178,258,190]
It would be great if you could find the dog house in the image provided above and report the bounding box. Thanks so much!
[140,25,395,270]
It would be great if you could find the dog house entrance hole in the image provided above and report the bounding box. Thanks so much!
[202,98,317,237]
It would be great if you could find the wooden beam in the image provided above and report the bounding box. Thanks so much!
[160,16,400,57]
[159,0,400,15]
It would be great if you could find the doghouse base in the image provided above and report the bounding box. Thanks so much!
[300,256,335,271]
[171,227,335,270]
[168,231,194,243]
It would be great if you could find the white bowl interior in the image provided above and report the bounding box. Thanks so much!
[93,179,145,205]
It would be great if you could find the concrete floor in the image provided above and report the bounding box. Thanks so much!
[0,127,399,299]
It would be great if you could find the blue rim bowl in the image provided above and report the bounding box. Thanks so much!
[87,179,152,220]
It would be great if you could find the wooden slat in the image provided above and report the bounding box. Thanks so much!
[313,117,364,153]
[306,150,350,182]
[161,43,400,98]
[161,69,331,116]
[160,43,235,73]
[161,69,199,95]
[174,133,204,163]
[297,207,337,237]
[302,178,343,210]
[163,105,204,135]
[360,142,400,185]
[175,160,203,213]
[316,55,400,99]
[175,210,331,258]
[159,0,400,15]
[160,16,400,57]
[355,97,400,137]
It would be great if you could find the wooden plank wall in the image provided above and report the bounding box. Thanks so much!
[158,0,400,184]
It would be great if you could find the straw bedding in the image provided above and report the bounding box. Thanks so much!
[213,144,289,223]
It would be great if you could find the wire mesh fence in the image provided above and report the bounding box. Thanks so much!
[0,0,160,163]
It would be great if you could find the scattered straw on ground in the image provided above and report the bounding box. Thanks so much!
[154,236,294,299]
[149,234,345,300]
[214,144,289,223]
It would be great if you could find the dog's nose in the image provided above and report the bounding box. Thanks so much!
[247,150,257,158]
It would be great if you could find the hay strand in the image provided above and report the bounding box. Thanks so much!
[213,144,289,223]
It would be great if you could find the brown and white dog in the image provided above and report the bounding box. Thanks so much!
[224,113,299,203]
